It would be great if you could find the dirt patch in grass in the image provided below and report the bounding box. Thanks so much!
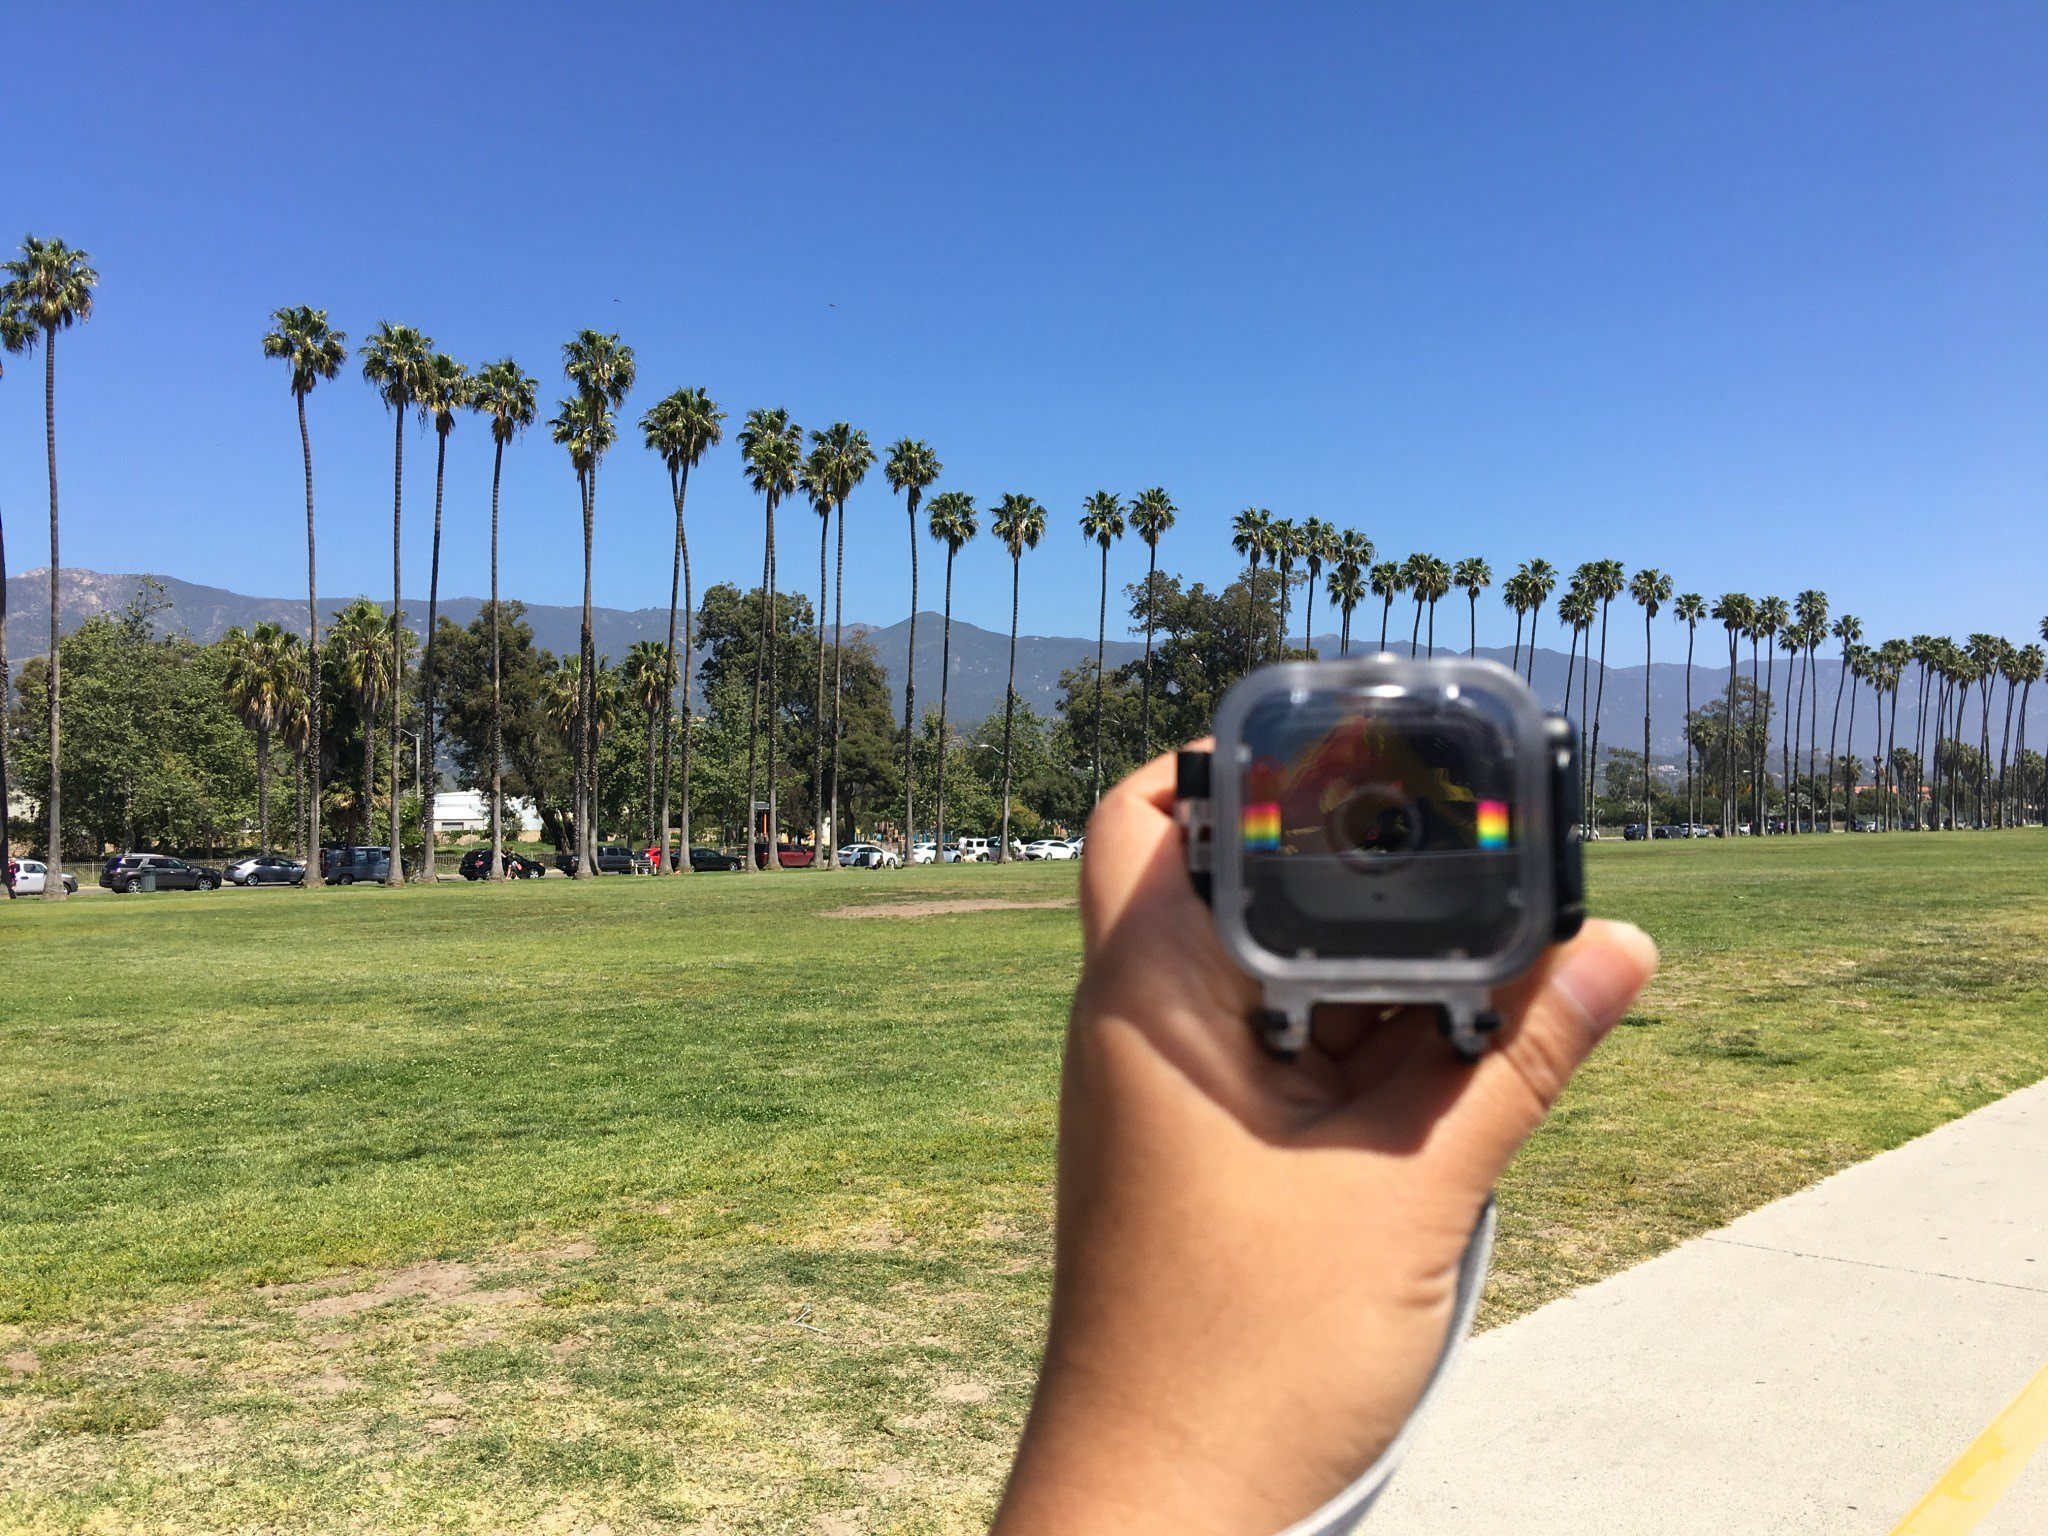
[289,1261,528,1321]
[826,898,1075,920]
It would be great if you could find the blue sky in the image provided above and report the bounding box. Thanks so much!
[4,1,2043,660]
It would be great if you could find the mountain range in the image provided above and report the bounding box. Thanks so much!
[6,569,2041,760]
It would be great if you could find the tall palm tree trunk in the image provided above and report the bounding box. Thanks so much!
[1578,632,1594,832]
[813,516,829,860]
[1997,678,2017,828]
[417,431,449,882]
[901,498,919,860]
[998,555,1021,862]
[826,499,848,868]
[1,509,11,888]
[661,463,690,874]
[39,332,65,897]
[1303,577,1315,655]
[745,492,771,874]
[1681,624,1695,829]
[1525,604,1542,684]
[1641,606,1654,835]
[256,725,272,851]
[1426,599,1438,658]
[1409,595,1423,658]
[1091,542,1109,805]
[1138,542,1159,759]
[1746,637,1763,833]
[1243,557,1260,678]
[1379,593,1393,655]
[386,409,406,887]
[487,440,506,879]
[298,392,324,885]
[1808,647,1822,831]
[1826,652,1848,831]
[1468,593,1478,657]
[1511,609,1523,674]
[678,485,695,872]
[1784,644,1800,834]
[1589,602,1612,818]
[766,498,781,872]
[935,548,956,858]
[1723,633,1741,835]
[577,469,598,878]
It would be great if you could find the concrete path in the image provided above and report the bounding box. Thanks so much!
[1378,1078,2048,1534]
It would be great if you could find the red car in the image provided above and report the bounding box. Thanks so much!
[754,842,816,869]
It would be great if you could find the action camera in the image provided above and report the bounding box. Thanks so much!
[1176,655,1584,1059]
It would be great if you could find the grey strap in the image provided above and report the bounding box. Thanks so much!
[1272,1196,1497,1535]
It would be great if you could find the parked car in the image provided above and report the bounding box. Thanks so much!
[322,845,393,884]
[909,839,940,865]
[1622,824,1647,842]
[837,842,901,869]
[555,844,640,876]
[687,845,743,872]
[457,848,547,880]
[225,853,307,887]
[1023,838,1077,860]
[949,837,993,863]
[100,853,223,892]
[7,859,78,896]
[754,841,816,869]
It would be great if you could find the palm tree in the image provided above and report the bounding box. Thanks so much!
[926,491,978,856]
[358,322,434,885]
[1327,557,1365,658]
[1297,518,1336,653]
[411,352,470,882]
[1826,614,1861,830]
[1370,560,1404,654]
[0,367,10,883]
[1230,508,1273,675]
[330,599,398,850]
[1405,553,1452,657]
[1519,559,1557,685]
[1503,572,1530,672]
[561,331,635,875]
[1,235,98,897]
[221,622,295,853]
[1582,559,1626,812]
[1879,637,1912,830]
[1628,569,1672,835]
[1712,594,1753,834]
[548,393,617,872]
[1673,593,1705,828]
[812,423,875,868]
[278,660,312,858]
[470,359,539,879]
[800,447,836,861]
[261,305,346,884]
[1269,518,1300,658]
[1793,591,1829,831]
[1996,641,2023,828]
[1079,492,1126,804]
[2010,643,2044,829]
[884,439,941,857]
[991,494,1047,862]
[1127,487,1176,758]
[738,408,802,872]
[1454,558,1492,657]
[625,640,672,851]
[1560,585,1598,825]
[641,387,723,874]
[1747,597,1787,831]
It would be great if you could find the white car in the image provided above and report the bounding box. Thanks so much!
[1023,839,1077,860]
[910,840,940,865]
[7,859,78,896]
[948,837,993,863]
[837,842,900,869]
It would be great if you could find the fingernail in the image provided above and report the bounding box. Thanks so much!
[1552,923,1658,1040]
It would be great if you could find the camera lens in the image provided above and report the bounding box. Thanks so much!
[1329,783,1424,867]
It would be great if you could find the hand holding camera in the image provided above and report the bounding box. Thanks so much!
[993,659,1658,1536]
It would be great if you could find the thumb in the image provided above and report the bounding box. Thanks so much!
[1437,920,1659,1177]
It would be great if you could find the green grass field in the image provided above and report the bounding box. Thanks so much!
[3,834,2046,1534]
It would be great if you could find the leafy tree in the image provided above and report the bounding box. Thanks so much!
[261,304,346,883]
[2,234,99,895]
[433,603,574,851]
[220,622,299,853]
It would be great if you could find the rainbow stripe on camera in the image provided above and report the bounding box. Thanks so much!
[1242,801,1282,851]
[1476,799,1510,849]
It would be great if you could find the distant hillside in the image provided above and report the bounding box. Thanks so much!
[6,568,2041,757]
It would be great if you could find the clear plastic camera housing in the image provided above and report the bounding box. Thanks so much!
[1209,654,1557,1008]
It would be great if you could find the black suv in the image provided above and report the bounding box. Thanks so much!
[100,854,223,892]
[459,848,546,880]
[322,846,393,884]
[687,846,742,872]
[555,844,640,876]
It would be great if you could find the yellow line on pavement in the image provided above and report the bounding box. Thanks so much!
[1890,1357,2048,1535]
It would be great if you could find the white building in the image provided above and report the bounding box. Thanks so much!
[433,790,542,836]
